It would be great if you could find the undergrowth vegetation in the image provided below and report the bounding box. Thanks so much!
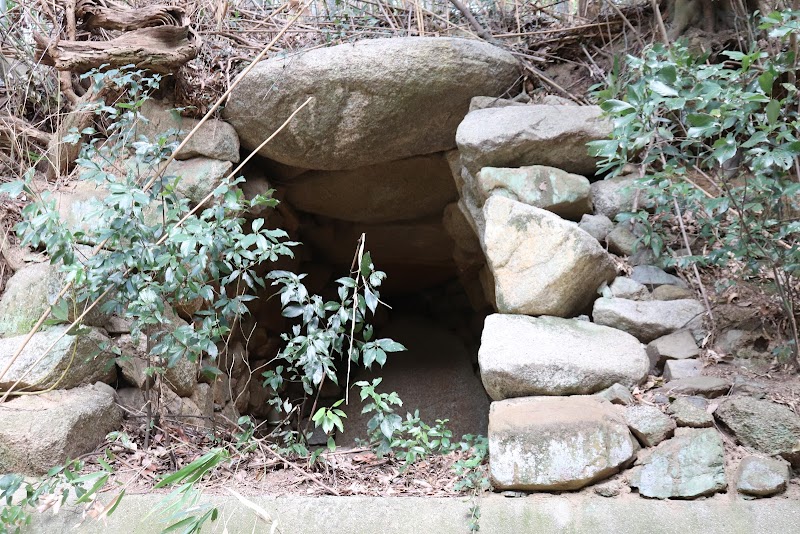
[0,64,489,533]
[591,9,800,367]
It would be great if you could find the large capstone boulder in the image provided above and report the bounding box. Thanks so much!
[482,196,615,316]
[0,383,122,474]
[284,154,457,223]
[488,396,637,491]
[592,297,705,343]
[715,396,800,466]
[478,314,648,400]
[0,326,116,391]
[629,428,727,499]
[224,37,520,170]
[456,104,611,176]
[474,166,591,220]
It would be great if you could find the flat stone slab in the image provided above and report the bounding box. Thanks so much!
[662,377,731,398]
[624,405,676,447]
[668,397,713,428]
[631,265,688,289]
[456,104,611,176]
[0,383,122,474]
[715,396,800,466]
[474,165,591,220]
[593,298,705,343]
[479,314,649,399]
[629,428,727,499]
[489,396,636,491]
[646,330,700,370]
[30,494,800,534]
[663,359,702,381]
[737,456,791,496]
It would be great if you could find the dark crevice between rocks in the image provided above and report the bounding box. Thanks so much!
[233,164,493,444]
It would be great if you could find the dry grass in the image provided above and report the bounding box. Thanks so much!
[82,417,486,498]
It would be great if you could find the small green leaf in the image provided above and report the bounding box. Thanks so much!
[758,71,775,94]
[765,99,781,124]
[599,99,635,114]
[360,251,373,277]
[0,180,25,198]
[649,80,679,97]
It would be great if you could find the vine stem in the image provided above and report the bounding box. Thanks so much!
[345,233,366,405]
[672,196,714,324]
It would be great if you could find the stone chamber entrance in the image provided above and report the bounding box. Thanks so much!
[237,147,495,444]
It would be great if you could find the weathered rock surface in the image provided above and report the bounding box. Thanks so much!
[138,99,240,162]
[609,277,650,301]
[54,175,158,234]
[284,154,456,223]
[165,157,233,206]
[595,383,635,406]
[579,213,614,242]
[116,387,148,416]
[668,397,713,428]
[468,96,526,111]
[489,396,637,491]
[652,284,695,301]
[631,265,688,289]
[592,298,705,343]
[0,383,122,474]
[736,456,790,496]
[715,396,800,465]
[629,428,727,499]
[479,314,649,400]
[55,180,110,235]
[606,224,637,256]
[0,326,116,391]
[625,405,676,447]
[483,197,615,316]
[442,202,483,268]
[590,175,638,220]
[662,376,731,398]
[646,330,700,370]
[0,241,46,273]
[474,166,591,220]
[456,105,611,176]
[164,356,199,398]
[225,37,520,170]
[663,359,702,381]
[0,263,110,337]
[117,354,150,389]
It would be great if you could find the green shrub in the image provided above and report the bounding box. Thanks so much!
[589,9,800,365]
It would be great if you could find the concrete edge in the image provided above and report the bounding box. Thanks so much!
[29,493,800,534]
